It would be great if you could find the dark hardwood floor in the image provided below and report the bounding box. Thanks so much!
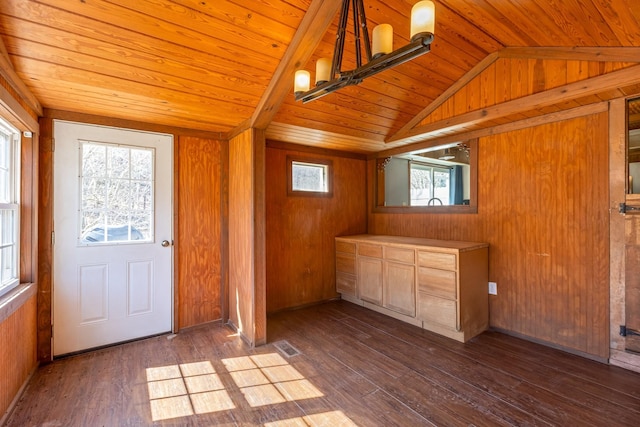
[6,300,640,426]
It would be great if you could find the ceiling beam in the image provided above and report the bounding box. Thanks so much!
[0,35,43,117]
[387,64,640,145]
[499,47,640,62]
[390,46,640,145]
[378,102,609,158]
[227,0,342,140]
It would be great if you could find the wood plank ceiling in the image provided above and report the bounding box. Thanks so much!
[0,0,639,153]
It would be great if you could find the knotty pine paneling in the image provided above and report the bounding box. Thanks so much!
[370,113,610,358]
[421,59,635,127]
[176,136,223,329]
[265,142,367,313]
[228,128,266,346]
[0,293,37,422]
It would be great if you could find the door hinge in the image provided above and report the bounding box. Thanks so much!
[619,203,640,214]
[51,231,55,246]
[619,325,640,337]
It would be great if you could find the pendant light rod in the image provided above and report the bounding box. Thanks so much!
[294,0,435,103]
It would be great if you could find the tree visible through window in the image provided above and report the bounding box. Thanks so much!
[410,162,451,206]
[291,161,328,192]
[79,141,155,244]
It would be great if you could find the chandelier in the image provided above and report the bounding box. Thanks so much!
[294,0,435,103]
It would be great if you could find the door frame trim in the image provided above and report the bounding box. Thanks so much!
[609,97,640,372]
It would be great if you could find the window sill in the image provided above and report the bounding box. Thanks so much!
[0,282,36,324]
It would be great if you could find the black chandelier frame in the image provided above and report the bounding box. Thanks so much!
[295,0,434,103]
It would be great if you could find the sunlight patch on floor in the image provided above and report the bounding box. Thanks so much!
[222,353,323,408]
[146,360,234,421]
[146,352,354,424]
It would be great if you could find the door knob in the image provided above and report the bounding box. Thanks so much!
[161,240,171,247]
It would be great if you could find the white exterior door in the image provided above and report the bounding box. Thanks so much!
[53,121,173,356]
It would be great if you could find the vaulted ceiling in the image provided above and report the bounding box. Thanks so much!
[0,0,639,153]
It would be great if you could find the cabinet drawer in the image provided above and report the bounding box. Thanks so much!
[417,293,457,329]
[418,251,457,270]
[385,247,415,264]
[418,267,457,299]
[358,243,383,258]
[336,253,356,274]
[336,240,356,254]
[336,272,356,296]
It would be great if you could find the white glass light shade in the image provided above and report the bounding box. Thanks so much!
[410,1,435,39]
[315,58,332,84]
[372,24,393,58]
[294,70,311,93]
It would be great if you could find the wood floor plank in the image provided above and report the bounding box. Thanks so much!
[333,300,640,415]
[277,305,545,426]
[479,330,640,398]
[309,301,640,426]
[337,313,639,425]
[6,300,640,426]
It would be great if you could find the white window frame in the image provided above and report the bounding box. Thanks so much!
[409,161,451,206]
[0,118,20,298]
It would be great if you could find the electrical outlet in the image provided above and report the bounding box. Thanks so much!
[488,281,497,295]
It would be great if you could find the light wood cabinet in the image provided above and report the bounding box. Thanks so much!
[335,234,489,342]
[384,261,415,316]
[335,241,356,297]
[358,256,383,305]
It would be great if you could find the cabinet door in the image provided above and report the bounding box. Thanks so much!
[358,257,383,305]
[384,261,416,316]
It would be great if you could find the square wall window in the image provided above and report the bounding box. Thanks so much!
[287,156,333,197]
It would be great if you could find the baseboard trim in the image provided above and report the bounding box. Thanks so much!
[490,327,608,364]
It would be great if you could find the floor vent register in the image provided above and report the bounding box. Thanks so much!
[273,340,301,358]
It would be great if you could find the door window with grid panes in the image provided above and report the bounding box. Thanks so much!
[79,141,154,245]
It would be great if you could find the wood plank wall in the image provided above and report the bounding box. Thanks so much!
[420,59,634,126]
[176,136,224,329]
[228,128,266,346]
[265,142,368,313]
[0,293,37,422]
[36,116,53,361]
[370,113,610,358]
